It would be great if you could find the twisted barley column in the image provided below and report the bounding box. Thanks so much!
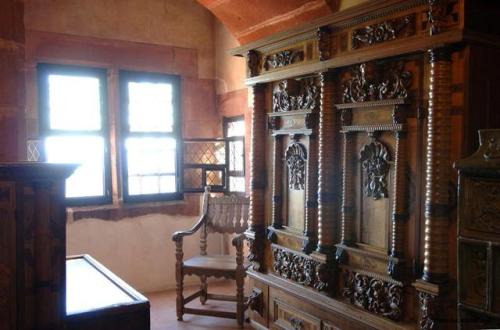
[316,71,338,254]
[422,48,452,283]
[249,83,267,232]
[304,132,319,252]
[391,129,408,259]
[271,135,283,229]
[340,131,355,245]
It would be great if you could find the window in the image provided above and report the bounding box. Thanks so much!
[120,71,182,202]
[224,116,245,193]
[38,63,111,205]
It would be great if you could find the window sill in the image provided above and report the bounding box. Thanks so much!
[67,193,201,222]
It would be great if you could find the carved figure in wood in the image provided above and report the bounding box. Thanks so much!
[342,62,411,103]
[273,78,319,112]
[286,142,307,191]
[360,140,390,200]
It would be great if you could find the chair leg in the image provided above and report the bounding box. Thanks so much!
[200,275,207,305]
[236,273,245,327]
[175,242,184,321]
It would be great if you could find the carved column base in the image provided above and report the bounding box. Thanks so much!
[311,250,337,295]
[246,225,266,272]
[302,233,318,254]
[414,280,454,329]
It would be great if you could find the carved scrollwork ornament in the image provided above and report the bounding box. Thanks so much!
[352,15,415,49]
[272,246,329,292]
[264,49,304,70]
[342,62,412,103]
[360,141,390,200]
[273,78,319,112]
[286,142,307,190]
[343,270,403,321]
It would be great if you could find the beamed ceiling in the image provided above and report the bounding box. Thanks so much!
[197,0,347,44]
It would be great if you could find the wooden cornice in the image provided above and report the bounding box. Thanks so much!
[230,0,426,56]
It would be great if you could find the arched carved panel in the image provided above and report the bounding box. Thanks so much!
[359,140,391,200]
[286,142,307,191]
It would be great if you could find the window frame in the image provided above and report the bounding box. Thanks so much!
[119,70,183,203]
[38,63,113,206]
[223,115,245,194]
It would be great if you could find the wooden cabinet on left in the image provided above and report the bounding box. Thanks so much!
[0,162,76,330]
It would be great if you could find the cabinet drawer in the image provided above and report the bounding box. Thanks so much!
[272,298,321,330]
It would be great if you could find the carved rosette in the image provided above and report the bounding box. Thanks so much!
[360,141,390,200]
[352,15,415,49]
[342,62,412,103]
[264,49,304,70]
[286,142,307,191]
[272,246,329,292]
[343,270,403,321]
[273,78,319,112]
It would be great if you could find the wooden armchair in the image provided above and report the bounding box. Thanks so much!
[172,187,250,327]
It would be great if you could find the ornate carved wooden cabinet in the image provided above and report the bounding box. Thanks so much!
[455,129,500,329]
[234,1,500,329]
[0,163,76,330]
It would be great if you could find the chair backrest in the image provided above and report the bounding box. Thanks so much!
[202,188,249,234]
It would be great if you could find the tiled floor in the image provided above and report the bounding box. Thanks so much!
[147,280,250,330]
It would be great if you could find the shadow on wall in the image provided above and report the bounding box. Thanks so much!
[66,214,225,293]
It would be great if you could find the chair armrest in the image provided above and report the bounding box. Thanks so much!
[172,215,206,242]
[231,233,246,248]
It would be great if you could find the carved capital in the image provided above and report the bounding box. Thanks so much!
[247,50,260,77]
[428,47,452,63]
[246,226,266,271]
[317,26,332,61]
[268,116,280,131]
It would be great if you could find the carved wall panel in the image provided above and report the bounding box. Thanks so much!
[342,62,411,103]
[264,49,304,71]
[271,245,328,292]
[352,14,416,49]
[342,270,403,321]
[359,140,391,200]
[286,142,307,191]
[273,78,319,113]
